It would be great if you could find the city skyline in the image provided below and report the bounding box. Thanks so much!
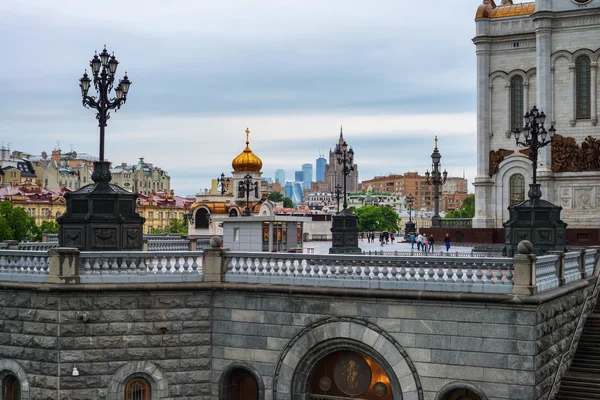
[1,1,477,196]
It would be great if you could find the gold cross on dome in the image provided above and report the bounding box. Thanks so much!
[245,128,250,145]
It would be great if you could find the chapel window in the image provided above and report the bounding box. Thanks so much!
[224,368,258,400]
[124,377,150,400]
[576,55,591,120]
[2,374,21,400]
[510,76,524,131]
[195,208,210,229]
[509,174,525,206]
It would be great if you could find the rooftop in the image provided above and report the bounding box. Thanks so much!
[476,1,535,19]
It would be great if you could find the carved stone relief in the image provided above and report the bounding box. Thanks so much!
[553,134,600,172]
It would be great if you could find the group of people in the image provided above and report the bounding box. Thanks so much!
[361,232,395,245]
[408,233,452,252]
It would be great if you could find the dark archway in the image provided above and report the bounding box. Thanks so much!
[195,208,210,229]
[219,363,265,400]
[229,209,239,217]
[2,374,21,400]
[435,382,488,400]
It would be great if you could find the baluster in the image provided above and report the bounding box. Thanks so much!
[40,257,48,275]
[399,262,408,281]
[0,256,6,272]
[373,264,380,280]
[92,259,100,275]
[455,263,464,283]
[155,256,164,274]
[495,264,504,283]
[174,256,182,275]
[426,262,434,280]
[111,259,119,275]
[418,263,425,281]
[25,257,33,274]
[475,263,483,283]
[465,263,473,283]
[288,259,296,276]
[390,265,398,280]
[101,259,110,275]
[128,258,137,274]
[408,263,416,281]
[82,259,91,275]
[182,256,190,274]
[505,263,513,282]
[32,257,40,274]
[120,259,128,275]
[436,262,444,281]
[485,263,493,283]
[381,264,388,280]
[191,256,199,274]
[445,262,453,281]
[16,256,25,273]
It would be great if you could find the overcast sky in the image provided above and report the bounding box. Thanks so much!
[0,1,478,196]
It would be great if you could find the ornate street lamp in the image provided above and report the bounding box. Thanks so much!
[503,105,565,256]
[404,193,416,239]
[239,173,258,216]
[58,46,143,251]
[425,137,447,228]
[511,105,556,194]
[334,184,342,213]
[79,45,131,167]
[217,173,229,196]
[334,139,354,211]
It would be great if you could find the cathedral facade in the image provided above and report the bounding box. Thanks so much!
[473,0,600,230]
[324,128,359,193]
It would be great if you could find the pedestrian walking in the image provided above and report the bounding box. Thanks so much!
[444,233,451,252]
[391,233,395,244]
[417,233,423,251]
[409,233,416,250]
[428,235,435,252]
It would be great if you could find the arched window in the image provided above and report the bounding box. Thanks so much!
[125,377,150,400]
[509,174,525,206]
[576,55,591,120]
[195,208,210,229]
[225,368,258,400]
[229,209,239,217]
[440,388,483,400]
[2,374,21,400]
[510,76,524,131]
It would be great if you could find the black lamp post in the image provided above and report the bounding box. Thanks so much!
[511,105,556,197]
[404,193,416,239]
[58,46,143,251]
[217,173,229,196]
[239,173,258,216]
[425,137,447,228]
[79,45,131,168]
[334,184,342,213]
[335,140,354,210]
[503,105,565,256]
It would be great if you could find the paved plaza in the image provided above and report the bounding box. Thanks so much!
[304,238,474,254]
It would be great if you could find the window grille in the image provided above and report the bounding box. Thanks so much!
[125,378,150,400]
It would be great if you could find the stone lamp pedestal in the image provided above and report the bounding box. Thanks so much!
[329,209,362,254]
[404,221,416,240]
[503,184,567,256]
[57,161,146,251]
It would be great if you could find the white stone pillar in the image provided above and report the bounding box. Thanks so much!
[523,81,529,116]
[569,63,577,127]
[592,62,598,126]
[472,32,495,228]
[534,15,555,203]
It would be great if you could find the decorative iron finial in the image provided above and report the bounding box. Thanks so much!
[245,128,250,146]
[434,136,438,149]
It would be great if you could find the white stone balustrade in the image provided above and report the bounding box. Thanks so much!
[585,248,598,277]
[0,250,50,282]
[18,242,59,251]
[146,239,190,251]
[535,254,561,292]
[78,251,204,283]
[224,252,515,293]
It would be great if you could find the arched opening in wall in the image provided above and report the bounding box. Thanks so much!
[510,76,524,131]
[2,374,21,400]
[509,173,525,206]
[229,209,239,217]
[576,55,591,120]
[125,377,151,400]
[440,388,482,400]
[308,351,393,400]
[195,208,210,229]
[224,368,259,400]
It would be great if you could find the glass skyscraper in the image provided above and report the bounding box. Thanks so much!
[302,163,313,189]
[275,169,285,183]
[316,156,326,182]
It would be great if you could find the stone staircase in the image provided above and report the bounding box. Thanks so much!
[556,300,600,399]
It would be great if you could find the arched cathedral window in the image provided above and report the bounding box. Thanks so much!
[509,174,525,206]
[510,76,524,131]
[2,374,21,400]
[576,55,591,120]
[125,377,150,400]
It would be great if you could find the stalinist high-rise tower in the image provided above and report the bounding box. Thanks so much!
[324,127,359,193]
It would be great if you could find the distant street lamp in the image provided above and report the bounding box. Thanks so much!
[335,140,354,211]
[239,173,258,216]
[511,105,556,186]
[334,184,342,213]
[404,193,416,239]
[217,173,229,195]
[79,45,131,164]
[425,136,447,228]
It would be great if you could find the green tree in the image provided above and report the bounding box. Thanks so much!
[0,201,40,242]
[268,192,284,202]
[445,194,475,218]
[40,220,59,234]
[353,206,401,232]
[150,218,188,234]
[283,197,295,208]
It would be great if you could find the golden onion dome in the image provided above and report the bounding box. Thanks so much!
[232,128,263,173]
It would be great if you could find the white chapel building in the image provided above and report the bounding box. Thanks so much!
[473,0,600,229]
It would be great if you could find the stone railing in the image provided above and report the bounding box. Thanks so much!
[18,242,59,251]
[535,254,561,292]
[78,251,204,283]
[585,248,598,277]
[440,218,473,228]
[146,239,190,251]
[46,233,58,242]
[224,252,516,293]
[0,250,50,282]
[362,249,502,258]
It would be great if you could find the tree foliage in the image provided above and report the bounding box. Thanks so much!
[40,220,59,234]
[150,218,188,234]
[283,198,295,208]
[268,192,284,202]
[0,201,40,242]
[352,206,401,232]
[444,194,475,219]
